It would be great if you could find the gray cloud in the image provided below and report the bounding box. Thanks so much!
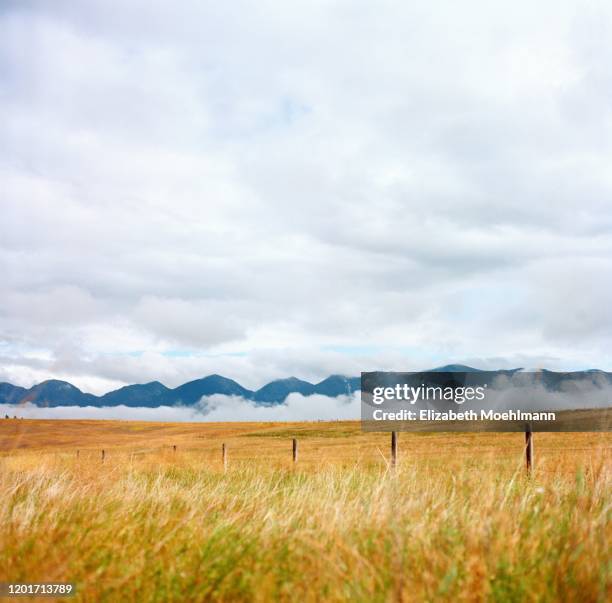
[1,1,611,392]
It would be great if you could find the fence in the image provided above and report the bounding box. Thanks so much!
[70,425,535,474]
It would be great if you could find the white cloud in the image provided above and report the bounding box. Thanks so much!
[199,392,360,422]
[0,392,361,422]
[1,1,611,391]
[0,402,199,422]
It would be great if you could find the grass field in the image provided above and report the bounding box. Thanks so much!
[0,420,610,602]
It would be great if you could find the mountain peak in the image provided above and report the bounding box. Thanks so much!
[36,379,80,388]
[22,379,95,407]
[430,364,483,372]
[276,376,312,385]
[173,375,252,404]
[253,377,315,404]
[314,375,360,397]
[99,381,172,408]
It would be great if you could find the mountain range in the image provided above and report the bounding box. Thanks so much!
[0,373,361,408]
[0,365,610,408]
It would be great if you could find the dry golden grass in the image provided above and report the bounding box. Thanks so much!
[0,419,610,602]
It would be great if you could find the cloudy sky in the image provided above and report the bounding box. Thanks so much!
[1,1,611,395]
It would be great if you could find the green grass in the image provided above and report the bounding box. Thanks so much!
[1,450,609,602]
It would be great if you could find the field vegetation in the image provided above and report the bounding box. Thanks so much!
[0,420,610,602]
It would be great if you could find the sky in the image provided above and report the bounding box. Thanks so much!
[1,0,612,395]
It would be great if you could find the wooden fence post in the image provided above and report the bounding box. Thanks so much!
[222,443,227,472]
[525,423,533,474]
[292,438,298,463]
[391,431,398,469]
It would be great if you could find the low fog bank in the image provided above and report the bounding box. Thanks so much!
[0,392,361,422]
[482,382,612,412]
